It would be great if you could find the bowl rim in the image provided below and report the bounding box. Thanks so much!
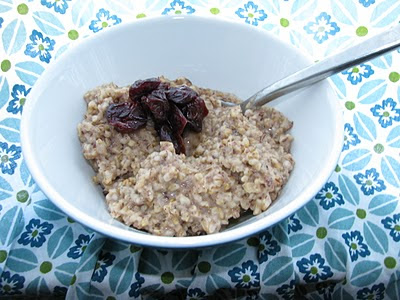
[21,14,344,249]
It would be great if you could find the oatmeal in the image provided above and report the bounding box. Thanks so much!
[78,77,294,236]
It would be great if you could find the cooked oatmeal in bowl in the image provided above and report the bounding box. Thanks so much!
[78,77,295,237]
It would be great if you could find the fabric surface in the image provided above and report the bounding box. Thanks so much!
[0,0,400,299]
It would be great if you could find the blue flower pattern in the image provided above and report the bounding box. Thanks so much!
[381,213,400,242]
[357,283,385,299]
[276,280,295,300]
[296,254,333,283]
[354,168,386,196]
[128,272,145,298]
[359,0,375,7]
[235,1,267,26]
[370,98,400,128]
[0,142,22,175]
[315,182,344,210]
[342,231,370,261]
[7,84,31,114]
[67,234,92,259]
[89,9,122,33]
[41,0,71,14]
[0,1,399,298]
[316,282,336,299]
[186,287,206,299]
[24,30,55,63]
[258,231,280,263]
[18,219,53,247]
[287,214,302,234]
[343,123,361,151]
[304,12,340,43]
[162,0,195,15]
[228,260,260,288]
[0,271,25,296]
[341,64,374,85]
[92,251,115,283]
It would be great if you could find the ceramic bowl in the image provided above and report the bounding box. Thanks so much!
[21,15,343,248]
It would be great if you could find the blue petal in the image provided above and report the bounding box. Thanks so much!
[33,11,65,36]
[71,0,94,28]
[342,149,372,171]
[328,208,355,229]
[330,0,357,25]
[370,0,400,27]
[381,155,400,188]
[350,260,382,287]
[386,125,400,148]
[2,19,26,55]
[368,194,398,216]
[363,221,388,254]
[262,256,293,286]
[353,112,377,141]
[358,79,386,104]
[15,61,45,86]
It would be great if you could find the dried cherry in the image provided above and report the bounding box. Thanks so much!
[106,102,147,133]
[181,98,209,132]
[107,78,209,154]
[129,78,161,102]
[143,90,170,122]
[157,123,185,154]
[166,86,198,105]
[169,103,188,135]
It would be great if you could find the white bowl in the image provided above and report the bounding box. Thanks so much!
[21,15,343,249]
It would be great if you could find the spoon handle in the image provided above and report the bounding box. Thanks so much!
[241,25,400,111]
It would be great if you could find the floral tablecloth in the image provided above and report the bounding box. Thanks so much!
[1,0,400,299]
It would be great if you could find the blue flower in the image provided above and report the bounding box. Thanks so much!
[24,30,55,63]
[53,286,67,296]
[7,84,31,114]
[341,64,374,85]
[276,280,295,300]
[316,282,336,298]
[0,17,3,28]
[357,283,385,300]
[89,9,122,33]
[18,218,53,247]
[343,123,361,151]
[0,142,22,175]
[186,288,206,300]
[288,214,302,234]
[92,251,115,282]
[128,272,145,298]
[381,213,400,242]
[40,0,71,14]
[235,1,267,26]
[342,231,370,261]
[315,182,344,210]
[354,168,386,196]
[296,253,333,283]
[371,98,400,128]
[162,0,195,15]
[67,234,92,259]
[0,271,25,296]
[245,290,259,300]
[304,12,340,44]
[228,260,260,288]
[359,0,375,7]
[258,230,280,263]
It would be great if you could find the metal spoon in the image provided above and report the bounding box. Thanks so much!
[224,25,400,112]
